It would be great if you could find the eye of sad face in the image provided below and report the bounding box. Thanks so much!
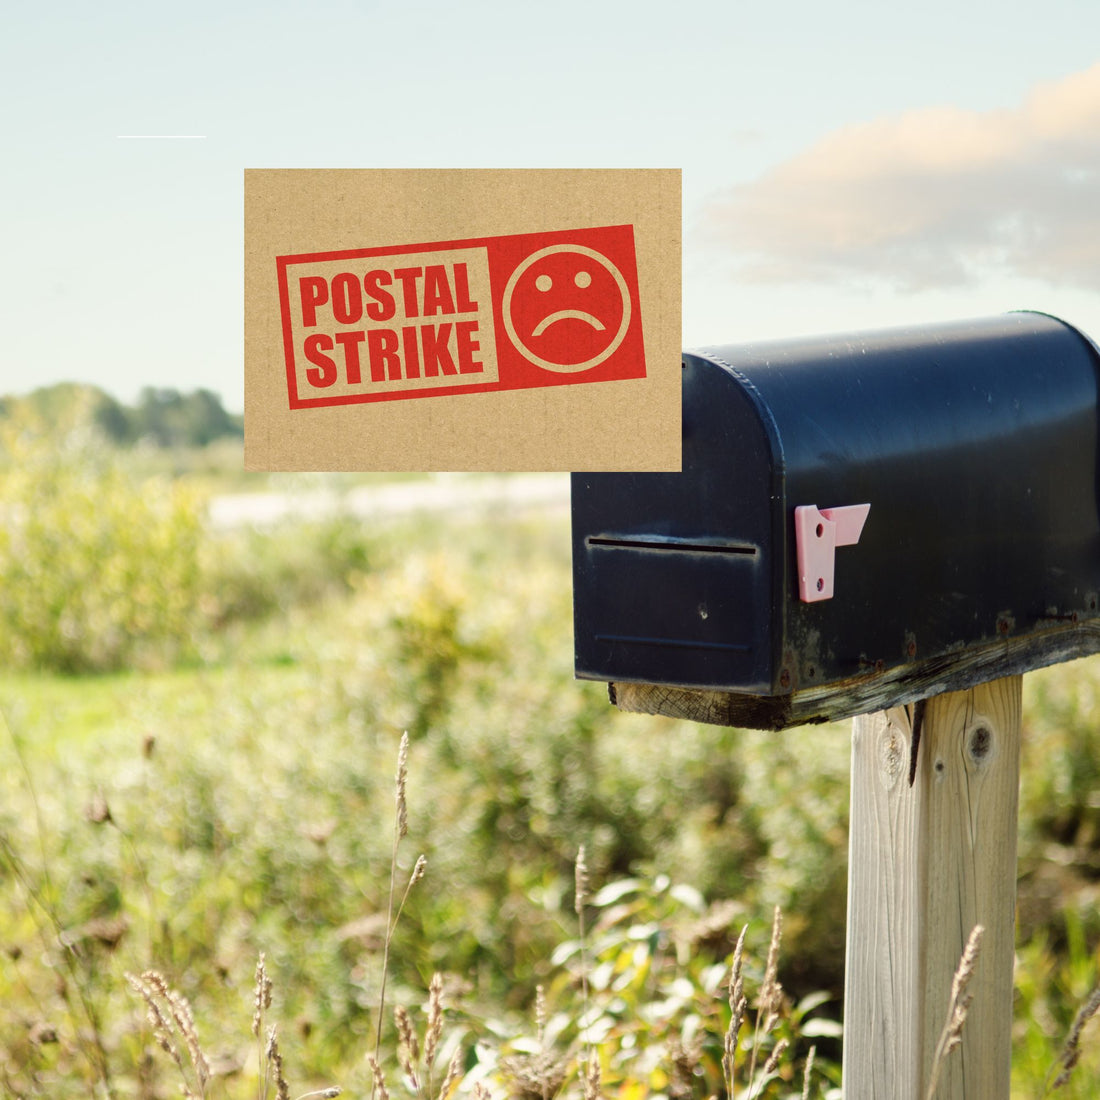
[535,271,593,291]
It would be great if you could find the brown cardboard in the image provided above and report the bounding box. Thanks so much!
[245,169,681,471]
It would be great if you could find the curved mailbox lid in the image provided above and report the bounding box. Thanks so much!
[692,311,1100,693]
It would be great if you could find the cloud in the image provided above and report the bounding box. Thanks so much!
[704,64,1100,291]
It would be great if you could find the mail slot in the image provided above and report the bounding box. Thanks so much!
[571,312,1100,729]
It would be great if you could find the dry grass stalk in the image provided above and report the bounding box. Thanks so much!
[385,967,455,1099]
[266,1024,291,1100]
[760,1037,788,1078]
[439,1047,464,1100]
[126,970,210,1099]
[130,955,340,1100]
[396,1005,421,1090]
[359,742,444,1100]
[534,985,549,1100]
[535,985,546,1047]
[723,924,749,1096]
[253,951,274,1095]
[253,953,273,1039]
[254,957,340,1100]
[746,908,784,1088]
[925,924,984,1100]
[396,731,410,841]
[574,846,589,915]
[583,1055,600,1100]
[373,732,427,1097]
[128,973,187,1079]
[500,980,571,1100]
[574,845,592,1078]
[800,1046,816,1100]
[759,907,784,1030]
[425,972,444,1070]
[500,1052,566,1100]
[1049,983,1100,1090]
[170,986,211,1096]
[368,1054,390,1100]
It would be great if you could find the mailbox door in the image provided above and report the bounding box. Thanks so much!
[572,354,784,694]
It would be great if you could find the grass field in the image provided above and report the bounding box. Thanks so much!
[1,438,1099,1096]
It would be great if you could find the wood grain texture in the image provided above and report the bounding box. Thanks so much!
[843,677,1022,1099]
[844,703,923,1097]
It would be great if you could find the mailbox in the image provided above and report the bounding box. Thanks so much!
[571,312,1100,730]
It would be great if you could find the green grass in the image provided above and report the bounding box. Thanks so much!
[0,507,850,1096]
[1,445,1100,1095]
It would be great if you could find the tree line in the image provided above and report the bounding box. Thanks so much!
[0,383,243,449]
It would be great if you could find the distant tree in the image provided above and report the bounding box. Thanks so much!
[182,388,242,446]
[0,383,242,449]
[135,387,181,446]
[92,393,134,444]
[132,386,243,447]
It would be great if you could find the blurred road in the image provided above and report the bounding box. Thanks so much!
[206,472,571,529]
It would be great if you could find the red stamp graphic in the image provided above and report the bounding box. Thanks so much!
[277,225,645,409]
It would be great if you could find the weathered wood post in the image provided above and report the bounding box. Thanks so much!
[845,680,1021,1096]
[569,313,1100,1096]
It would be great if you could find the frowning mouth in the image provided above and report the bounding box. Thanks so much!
[531,310,606,337]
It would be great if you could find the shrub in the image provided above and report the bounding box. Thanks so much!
[0,428,202,672]
[198,514,377,629]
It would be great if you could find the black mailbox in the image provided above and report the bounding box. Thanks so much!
[571,312,1100,730]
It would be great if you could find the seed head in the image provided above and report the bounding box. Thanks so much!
[574,846,589,914]
[396,732,409,840]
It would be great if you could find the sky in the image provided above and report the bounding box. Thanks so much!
[2,0,1099,415]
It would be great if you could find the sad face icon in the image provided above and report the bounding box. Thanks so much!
[502,243,632,372]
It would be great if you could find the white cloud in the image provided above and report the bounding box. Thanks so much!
[703,63,1100,291]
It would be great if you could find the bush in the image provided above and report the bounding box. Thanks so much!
[198,514,377,628]
[0,429,202,672]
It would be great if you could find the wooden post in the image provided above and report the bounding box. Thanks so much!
[843,676,1022,1098]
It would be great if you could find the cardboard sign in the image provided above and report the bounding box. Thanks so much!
[245,169,680,471]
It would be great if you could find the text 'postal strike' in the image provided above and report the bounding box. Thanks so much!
[277,225,646,409]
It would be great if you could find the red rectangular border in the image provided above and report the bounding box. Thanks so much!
[276,225,644,410]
